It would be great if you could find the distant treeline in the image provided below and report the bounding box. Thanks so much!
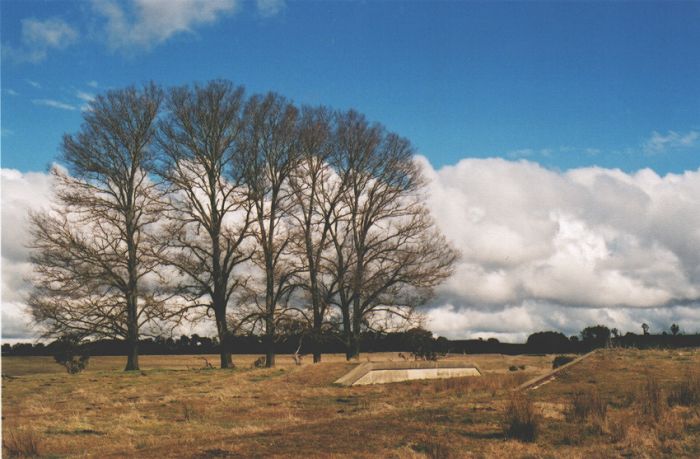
[4,325,700,357]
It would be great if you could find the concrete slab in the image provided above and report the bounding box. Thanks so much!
[335,361,482,386]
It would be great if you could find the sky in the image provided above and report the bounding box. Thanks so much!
[1,0,700,342]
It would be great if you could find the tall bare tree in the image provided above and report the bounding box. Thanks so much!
[157,80,253,369]
[287,107,349,362]
[28,84,165,371]
[237,93,301,367]
[329,110,458,359]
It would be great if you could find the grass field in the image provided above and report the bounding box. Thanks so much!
[2,349,700,458]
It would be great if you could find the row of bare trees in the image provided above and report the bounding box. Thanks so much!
[28,81,458,371]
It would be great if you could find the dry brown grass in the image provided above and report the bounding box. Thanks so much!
[2,350,700,457]
[567,388,607,433]
[2,427,42,457]
[503,394,539,442]
[668,371,700,407]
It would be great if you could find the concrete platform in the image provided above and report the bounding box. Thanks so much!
[334,361,482,386]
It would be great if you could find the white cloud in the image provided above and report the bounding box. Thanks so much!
[3,17,79,63]
[426,303,700,342]
[256,0,285,17]
[25,79,41,89]
[6,89,19,96]
[76,90,95,102]
[32,99,78,111]
[1,169,54,341]
[418,156,700,339]
[92,0,238,53]
[76,90,96,111]
[643,130,699,155]
[87,80,99,88]
[4,158,700,342]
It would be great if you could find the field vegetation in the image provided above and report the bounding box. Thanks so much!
[3,348,700,458]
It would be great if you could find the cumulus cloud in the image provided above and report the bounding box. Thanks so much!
[91,0,238,53]
[1,169,54,341]
[2,17,79,63]
[643,130,699,155]
[418,156,700,339]
[3,158,700,342]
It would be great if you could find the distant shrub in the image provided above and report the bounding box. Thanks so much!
[509,365,519,372]
[552,355,575,369]
[53,335,90,374]
[667,373,700,407]
[503,395,539,442]
[526,331,570,352]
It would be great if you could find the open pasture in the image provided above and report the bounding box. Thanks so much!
[3,349,700,458]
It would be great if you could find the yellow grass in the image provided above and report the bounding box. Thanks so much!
[2,350,699,457]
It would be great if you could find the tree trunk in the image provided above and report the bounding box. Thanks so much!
[215,306,234,369]
[348,328,361,361]
[312,301,322,363]
[125,337,139,371]
[124,290,140,371]
[342,305,354,360]
[264,314,275,368]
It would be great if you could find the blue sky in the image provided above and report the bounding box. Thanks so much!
[2,1,699,174]
[3,1,700,341]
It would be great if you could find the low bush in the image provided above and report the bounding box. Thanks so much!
[552,355,575,369]
[53,335,90,374]
[503,394,539,442]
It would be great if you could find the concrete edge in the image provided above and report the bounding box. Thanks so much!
[334,361,483,387]
[516,349,599,391]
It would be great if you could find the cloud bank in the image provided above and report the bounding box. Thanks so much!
[1,169,54,341]
[418,156,700,340]
[3,158,700,342]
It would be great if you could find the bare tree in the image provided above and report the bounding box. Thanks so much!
[237,92,301,367]
[28,84,165,371]
[157,80,253,369]
[328,110,458,359]
[287,106,349,363]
